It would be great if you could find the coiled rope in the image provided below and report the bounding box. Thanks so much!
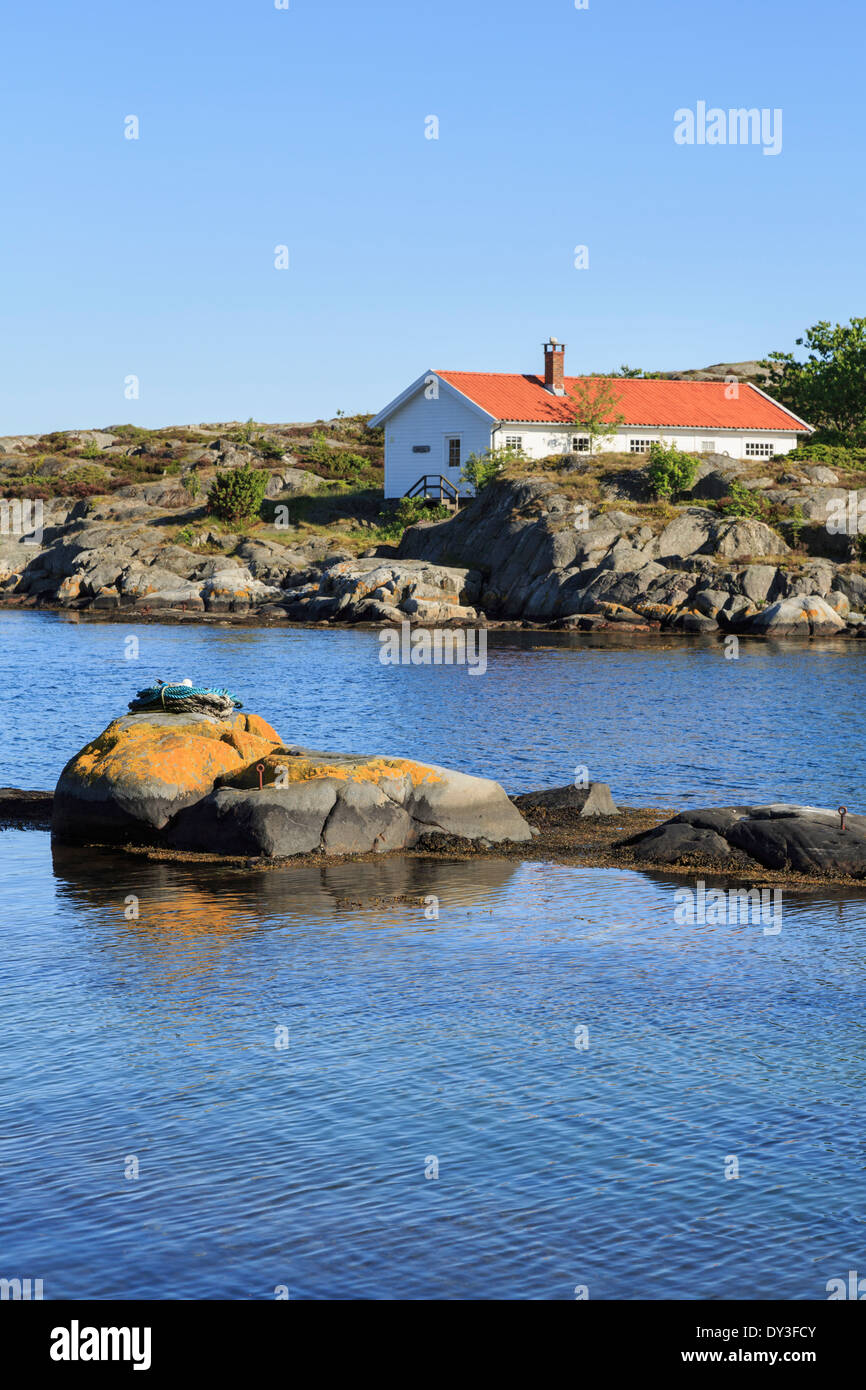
[128,679,243,717]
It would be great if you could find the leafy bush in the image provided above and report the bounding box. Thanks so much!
[12,483,50,500]
[67,481,106,499]
[377,496,449,539]
[645,441,699,499]
[301,429,372,478]
[79,441,103,459]
[206,463,268,525]
[63,465,110,487]
[460,445,522,492]
[719,480,768,519]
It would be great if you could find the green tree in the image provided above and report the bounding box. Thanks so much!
[760,318,866,444]
[567,377,625,454]
[207,463,268,525]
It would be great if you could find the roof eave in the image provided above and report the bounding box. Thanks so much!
[745,382,815,433]
[368,372,497,429]
[496,417,809,431]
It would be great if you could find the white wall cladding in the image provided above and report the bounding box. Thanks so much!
[383,387,492,497]
[491,423,801,461]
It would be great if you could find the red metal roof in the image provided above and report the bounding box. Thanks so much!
[435,372,809,432]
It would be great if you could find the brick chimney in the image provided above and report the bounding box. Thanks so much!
[543,337,566,394]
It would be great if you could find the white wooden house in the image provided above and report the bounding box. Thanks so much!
[369,338,813,498]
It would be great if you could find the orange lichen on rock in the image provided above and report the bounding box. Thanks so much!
[64,712,282,801]
[218,751,445,792]
[222,729,281,763]
[243,713,281,743]
[69,719,245,793]
[52,708,288,839]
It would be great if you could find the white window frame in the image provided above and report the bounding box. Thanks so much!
[572,436,590,452]
[504,435,523,451]
[744,440,775,458]
[700,440,715,453]
[445,436,462,470]
[629,438,655,454]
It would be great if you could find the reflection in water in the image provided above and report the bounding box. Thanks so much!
[52,843,520,942]
[2,827,865,1300]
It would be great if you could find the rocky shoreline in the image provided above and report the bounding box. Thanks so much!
[2,431,866,636]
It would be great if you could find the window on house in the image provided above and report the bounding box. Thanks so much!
[447,438,461,469]
[700,440,715,453]
[572,436,590,452]
[745,441,774,458]
[504,435,523,451]
[629,439,654,454]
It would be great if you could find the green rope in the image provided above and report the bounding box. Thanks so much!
[128,680,243,715]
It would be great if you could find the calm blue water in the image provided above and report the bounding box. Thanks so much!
[1,612,865,1299]
[1,610,864,806]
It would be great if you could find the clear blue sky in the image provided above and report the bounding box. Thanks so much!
[0,0,862,434]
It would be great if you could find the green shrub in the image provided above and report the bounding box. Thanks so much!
[79,441,103,459]
[305,430,334,465]
[793,442,866,470]
[377,496,449,539]
[60,464,111,490]
[206,463,268,525]
[719,480,768,519]
[107,424,152,442]
[787,503,806,546]
[330,452,367,478]
[460,445,522,492]
[37,431,70,452]
[256,436,285,461]
[645,441,699,499]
